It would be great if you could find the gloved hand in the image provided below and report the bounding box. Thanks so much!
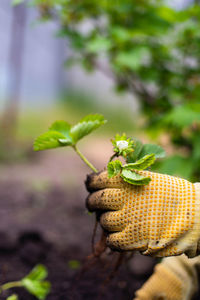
[86,170,200,257]
[134,255,199,300]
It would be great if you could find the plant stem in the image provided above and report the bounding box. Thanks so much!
[1,281,22,292]
[73,145,98,173]
[109,153,118,162]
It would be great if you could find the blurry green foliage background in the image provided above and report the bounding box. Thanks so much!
[13,0,200,181]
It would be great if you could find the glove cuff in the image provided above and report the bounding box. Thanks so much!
[173,182,200,258]
[181,182,200,257]
[193,182,200,255]
[151,182,200,258]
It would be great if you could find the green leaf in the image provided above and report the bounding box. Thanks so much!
[164,106,200,128]
[86,37,112,53]
[70,114,106,143]
[34,114,106,152]
[111,26,132,42]
[123,154,155,170]
[34,131,72,151]
[58,138,73,145]
[21,265,50,300]
[6,295,18,300]
[24,265,48,281]
[22,279,51,300]
[49,120,72,141]
[193,136,200,161]
[107,160,122,178]
[121,169,151,185]
[138,144,166,159]
[115,47,151,71]
[154,155,194,179]
[157,6,178,22]
[68,260,81,270]
[126,138,143,163]
[12,0,24,5]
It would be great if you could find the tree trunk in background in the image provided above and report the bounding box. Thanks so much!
[1,3,26,148]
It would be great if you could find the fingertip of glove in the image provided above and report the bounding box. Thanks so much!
[85,193,93,211]
[85,171,103,192]
[85,172,96,192]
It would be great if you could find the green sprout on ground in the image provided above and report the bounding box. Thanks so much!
[0,265,50,300]
[6,294,18,300]
[34,114,165,186]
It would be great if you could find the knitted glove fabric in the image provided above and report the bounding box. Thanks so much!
[86,170,200,257]
[134,254,199,300]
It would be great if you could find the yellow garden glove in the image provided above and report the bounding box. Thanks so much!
[134,254,199,300]
[86,170,200,257]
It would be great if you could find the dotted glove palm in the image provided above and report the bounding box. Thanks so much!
[134,255,199,300]
[86,170,200,257]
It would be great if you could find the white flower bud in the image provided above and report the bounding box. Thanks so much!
[116,140,129,150]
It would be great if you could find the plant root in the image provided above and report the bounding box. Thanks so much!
[97,252,125,300]
[90,229,107,259]
[71,220,130,300]
[91,218,99,254]
[72,229,107,286]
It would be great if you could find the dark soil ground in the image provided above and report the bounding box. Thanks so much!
[0,146,200,300]
[0,180,155,300]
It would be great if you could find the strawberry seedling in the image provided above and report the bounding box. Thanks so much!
[33,114,166,282]
[34,114,165,185]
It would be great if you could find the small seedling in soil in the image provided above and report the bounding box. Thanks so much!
[0,264,50,300]
[6,295,18,300]
[68,259,81,270]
